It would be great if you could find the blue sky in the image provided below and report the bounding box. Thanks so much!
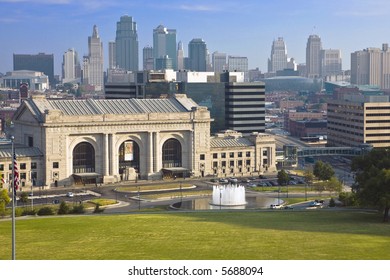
[1,0,390,76]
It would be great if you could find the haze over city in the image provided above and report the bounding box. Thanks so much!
[0,0,390,75]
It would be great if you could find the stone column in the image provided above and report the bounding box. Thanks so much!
[153,131,160,173]
[111,134,117,177]
[148,132,153,174]
[103,133,109,176]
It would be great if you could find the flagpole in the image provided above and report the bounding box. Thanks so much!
[11,135,16,260]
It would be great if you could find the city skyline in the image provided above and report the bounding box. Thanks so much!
[1,0,390,76]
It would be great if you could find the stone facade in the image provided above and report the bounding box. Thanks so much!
[1,94,276,188]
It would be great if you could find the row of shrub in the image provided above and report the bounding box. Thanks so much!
[3,201,106,218]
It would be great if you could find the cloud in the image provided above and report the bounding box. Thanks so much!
[178,4,220,12]
[0,0,71,3]
[333,0,390,17]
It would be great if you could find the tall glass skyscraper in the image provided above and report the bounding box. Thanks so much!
[143,46,154,71]
[153,25,177,70]
[108,41,116,70]
[306,34,322,78]
[212,51,227,73]
[268,37,288,73]
[115,15,139,71]
[188,38,207,71]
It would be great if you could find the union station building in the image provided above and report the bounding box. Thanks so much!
[0,94,276,188]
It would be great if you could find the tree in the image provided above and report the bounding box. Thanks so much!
[304,169,315,185]
[351,148,390,222]
[325,176,343,195]
[0,189,11,217]
[313,160,334,181]
[19,192,29,207]
[277,169,289,186]
[57,201,70,215]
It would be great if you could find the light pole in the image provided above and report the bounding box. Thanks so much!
[11,135,16,260]
[180,182,183,203]
[31,184,33,210]
[138,185,140,211]
[305,183,308,201]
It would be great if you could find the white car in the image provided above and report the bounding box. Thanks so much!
[66,192,74,197]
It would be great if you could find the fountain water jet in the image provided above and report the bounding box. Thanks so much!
[210,184,247,207]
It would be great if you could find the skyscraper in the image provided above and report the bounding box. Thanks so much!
[228,56,249,82]
[351,44,390,89]
[212,51,227,73]
[306,34,322,78]
[62,48,81,84]
[115,15,139,71]
[188,38,207,71]
[177,41,184,70]
[321,49,342,77]
[13,53,55,86]
[143,46,154,71]
[108,41,116,70]
[225,82,265,134]
[153,25,177,70]
[83,25,104,91]
[268,37,288,73]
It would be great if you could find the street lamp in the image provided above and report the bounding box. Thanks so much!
[138,185,141,211]
[180,182,183,203]
[305,183,308,201]
[11,135,16,260]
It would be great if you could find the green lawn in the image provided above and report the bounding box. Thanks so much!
[0,210,389,260]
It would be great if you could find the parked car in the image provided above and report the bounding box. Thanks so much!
[219,178,228,184]
[228,177,238,183]
[309,200,322,207]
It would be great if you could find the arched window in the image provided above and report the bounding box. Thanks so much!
[73,142,95,173]
[162,138,182,168]
[118,140,140,174]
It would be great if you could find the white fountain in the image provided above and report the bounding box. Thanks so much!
[210,184,247,209]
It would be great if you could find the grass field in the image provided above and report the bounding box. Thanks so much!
[0,210,389,260]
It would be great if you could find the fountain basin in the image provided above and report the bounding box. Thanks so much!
[210,184,247,206]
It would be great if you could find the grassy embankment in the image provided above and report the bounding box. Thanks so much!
[0,210,389,260]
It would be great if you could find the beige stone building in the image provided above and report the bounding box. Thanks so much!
[0,94,276,189]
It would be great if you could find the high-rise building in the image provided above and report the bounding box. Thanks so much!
[268,37,288,73]
[321,49,342,77]
[327,94,390,148]
[351,44,390,89]
[83,25,104,91]
[212,51,227,73]
[177,41,184,70]
[153,25,177,70]
[13,53,55,86]
[306,34,322,78]
[62,48,81,84]
[225,82,265,134]
[188,38,207,71]
[115,15,139,71]
[228,56,249,82]
[108,41,116,70]
[143,46,154,71]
